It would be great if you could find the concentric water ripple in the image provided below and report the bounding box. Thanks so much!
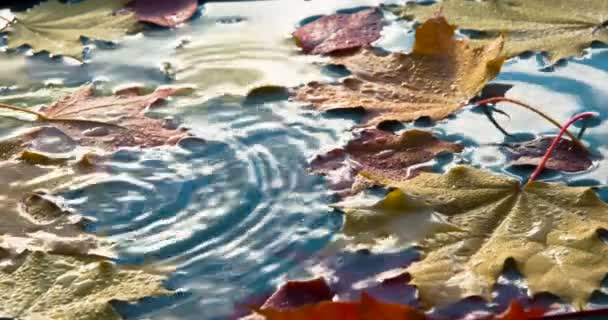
[61,95,354,319]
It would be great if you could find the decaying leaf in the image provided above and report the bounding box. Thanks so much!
[293,8,385,55]
[0,249,169,320]
[128,0,198,27]
[257,292,424,320]
[310,129,463,194]
[8,85,191,152]
[293,16,505,127]
[344,166,608,309]
[502,137,592,173]
[5,0,139,59]
[392,0,608,63]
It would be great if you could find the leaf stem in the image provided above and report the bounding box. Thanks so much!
[0,103,128,129]
[527,112,596,184]
[0,103,49,120]
[472,97,584,149]
[0,16,14,32]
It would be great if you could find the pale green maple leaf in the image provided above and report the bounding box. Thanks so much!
[6,0,139,60]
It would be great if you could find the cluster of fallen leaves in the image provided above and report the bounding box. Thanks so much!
[0,0,607,320]
[0,84,194,319]
[250,2,608,320]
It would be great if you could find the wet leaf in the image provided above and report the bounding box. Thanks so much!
[128,0,198,27]
[293,16,505,127]
[392,0,608,64]
[0,149,110,255]
[346,166,608,309]
[5,0,139,60]
[257,292,424,320]
[293,8,384,55]
[310,129,463,194]
[502,137,593,173]
[493,301,546,320]
[13,85,191,152]
[261,278,333,311]
[0,249,169,320]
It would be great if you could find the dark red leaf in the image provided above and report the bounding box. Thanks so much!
[501,137,592,172]
[261,278,334,311]
[293,8,384,55]
[309,129,463,194]
[128,0,198,27]
[492,301,546,320]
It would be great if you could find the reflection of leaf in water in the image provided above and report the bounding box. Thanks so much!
[172,33,324,97]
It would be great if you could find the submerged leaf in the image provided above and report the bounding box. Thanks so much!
[0,249,169,320]
[293,16,505,126]
[347,166,608,309]
[293,8,384,55]
[392,0,608,63]
[128,0,198,27]
[502,137,592,173]
[310,129,463,194]
[5,0,138,59]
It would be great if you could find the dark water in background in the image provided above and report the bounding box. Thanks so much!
[1,1,608,319]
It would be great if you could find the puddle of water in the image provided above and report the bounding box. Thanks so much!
[0,0,608,319]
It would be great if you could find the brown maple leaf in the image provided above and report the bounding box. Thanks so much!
[293,16,505,127]
[2,86,191,153]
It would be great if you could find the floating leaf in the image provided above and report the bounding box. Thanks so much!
[0,249,169,320]
[310,129,463,194]
[293,8,384,55]
[392,0,608,63]
[128,0,198,27]
[347,166,608,309]
[261,278,334,311]
[2,85,191,152]
[494,301,546,320]
[5,0,139,59]
[257,292,424,320]
[293,16,505,127]
[502,137,592,172]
